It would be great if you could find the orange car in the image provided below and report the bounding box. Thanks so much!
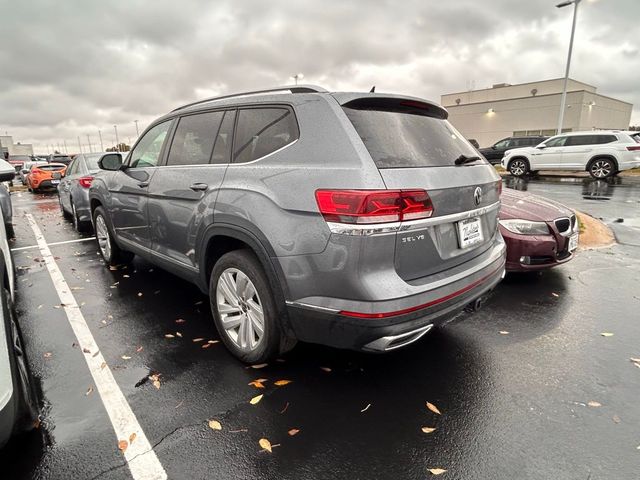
[26,163,67,192]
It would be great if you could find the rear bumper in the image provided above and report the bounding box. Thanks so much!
[0,390,16,448]
[30,179,60,190]
[285,239,506,351]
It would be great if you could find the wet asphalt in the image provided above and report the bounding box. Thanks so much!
[1,175,639,480]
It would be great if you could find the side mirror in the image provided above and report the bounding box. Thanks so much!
[99,153,123,171]
[0,170,15,182]
[536,144,547,149]
[491,145,497,150]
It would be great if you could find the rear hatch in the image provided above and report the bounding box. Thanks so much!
[339,95,501,280]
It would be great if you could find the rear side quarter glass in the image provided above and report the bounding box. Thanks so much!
[233,107,299,163]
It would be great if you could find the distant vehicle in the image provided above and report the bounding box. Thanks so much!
[47,154,72,165]
[502,130,640,179]
[0,160,16,238]
[7,155,31,173]
[90,85,505,363]
[467,138,479,149]
[59,152,122,232]
[26,163,67,192]
[479,136,547,164]
[0,198,38,449]
[500,188,578,272]
[19,160,48,184]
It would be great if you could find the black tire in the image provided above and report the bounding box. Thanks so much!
[508,158,529,177]
[587,157,616,179]
[5,223,15,240]
[59,194,71,220]
[71,200,90,233]
[2,287,38,434]
[209,250,295,363]
[92,206,134,266]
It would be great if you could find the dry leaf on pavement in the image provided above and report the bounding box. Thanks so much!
[274,380,292,386]
[251,363,268,369]
[85,386,94,396]
[601,332,614,337]
[422,427,436,433]
[121,355,132,360]
[613,415,621,423]
[426,402,442,415]
[208,420,222,430]
[43,352,52,358]
[165,334,175,339]
[428,468,447,475]
[250,394,264,405]
[587,401,602,407]
[248,380,266,389]
[360,403,371,413]
[175,318,186,324]
[288,429,300,436]
[320,367,332,372]
[499,331,509,335]
[259,438,272,453]
[202,343,211,349]
[129,433,137,444]
[149,373,161,389]
[192,338,205,342]
[118,440,128,452]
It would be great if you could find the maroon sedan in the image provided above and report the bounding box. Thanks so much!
[499,188,579,272]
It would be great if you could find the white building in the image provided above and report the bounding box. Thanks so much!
[0,135,34,157]
[440,78,633,148]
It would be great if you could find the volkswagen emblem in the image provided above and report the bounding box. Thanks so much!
[473,187,482,206]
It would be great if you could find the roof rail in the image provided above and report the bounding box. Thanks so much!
[171,84,328,112]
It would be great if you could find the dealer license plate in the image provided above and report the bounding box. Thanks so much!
[568,233,578,252]
[457,217,483,249]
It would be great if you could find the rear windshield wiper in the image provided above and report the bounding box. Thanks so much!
[454,154,481,166]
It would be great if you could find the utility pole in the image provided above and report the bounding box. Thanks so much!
[77,136,83,154]
[556,0,582,135]
[63,140,69,154]
[98,130,104,151]
[134,120,139,137]
[86,134,92,153]
[114,125,120,152]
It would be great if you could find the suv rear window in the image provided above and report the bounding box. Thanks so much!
[343,107,480,168]
[233,107,299,163]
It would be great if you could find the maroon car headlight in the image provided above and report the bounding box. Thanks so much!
[499,219,550,235]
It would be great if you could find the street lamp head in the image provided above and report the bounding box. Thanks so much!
[556,0,580,7]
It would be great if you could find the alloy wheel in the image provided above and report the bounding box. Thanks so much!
[95,214,111,260]
[590,160,611,178]
[216,268,265,352]
[510,160,526,176]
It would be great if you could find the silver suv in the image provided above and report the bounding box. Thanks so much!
[89,86,506,363]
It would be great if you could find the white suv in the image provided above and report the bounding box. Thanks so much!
[502,130,640,179]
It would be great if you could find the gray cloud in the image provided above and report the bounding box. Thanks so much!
[0,0,638,152]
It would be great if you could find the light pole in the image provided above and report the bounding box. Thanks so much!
[556,0,582,135]
[134,120,139,137]
[292,73,304,85]
[77,136,83,154]
[86,134,92,153]
[63,140,68,154]
[98,130,104,151]
[114,125,120,152]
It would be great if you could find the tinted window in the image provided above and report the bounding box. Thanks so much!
[596,135,616,144]
[66,158,79,175]
[211,110,236,164]
[84,154,102,171]
[38,164,66,171]
[234,108,299,163]
[344,108,480,168]
[544,136,567,147]
[630,133,640,144]
[493,139,511,149]
[167,111,224,166]
[566,135,597,146]
[129,121,171,168]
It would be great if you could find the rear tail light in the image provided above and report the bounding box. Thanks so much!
[315,189,433,224]
[496,180,502,196]
[626,146,640,151]
[78,176,94,188]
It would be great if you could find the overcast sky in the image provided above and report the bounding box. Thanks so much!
[0,0,638,153]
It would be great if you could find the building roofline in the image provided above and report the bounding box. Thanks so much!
[441,77,598,97]
[443,90,633,108]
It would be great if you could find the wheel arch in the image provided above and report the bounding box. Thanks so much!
[586,154,619,172]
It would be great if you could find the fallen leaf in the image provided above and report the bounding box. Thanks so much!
[426,402,442,415]
[43,352,52,358]
[259,438,272,453]
[274,380,292,386]
[499,331,509,335]
[421,427,436,433]
[86,386,94,396]
[320,367,332,372]
[192,338,205,343]
[551,292,559,297]
[250,394,264,405]
[587,401,602,408]
[208,420,222,431]
[165,334,175,339]
[248,381,265,389]
[137,292,143,297]
[251,363,268,369]
[360,403,371,413]
[176,332,182,338]
[428,468,447,475]
[201,343,212,349]
[101,362,107,369]
[630,357,640,363]
[129,433,137,444]
[121,355,132,360]
[613,415,621,424]
[207,340,219,344]
[118,440,128,452]
[149,373,161,389]
[288,428,300,436]
[601,332,614,337]
[109,266,118,271]
[82,347,91,353]
[136,346,143,352]
[175,318,186,324]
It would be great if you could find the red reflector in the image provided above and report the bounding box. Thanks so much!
[627,146,640,151]
[78,176,94,188]
[339,265,503,319]
[315,189,433,224]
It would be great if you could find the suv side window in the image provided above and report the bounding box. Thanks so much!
[544,136,567,147]
[129,121,172,168]
[211,110,236,164]
[167,111,225,166]
[233,107,299,163]
[493,139,510,149]
[596,135,617,144]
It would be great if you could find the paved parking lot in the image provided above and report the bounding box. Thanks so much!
[2,177,639,480]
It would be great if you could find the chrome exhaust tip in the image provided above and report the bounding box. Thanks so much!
[363,324,433,352]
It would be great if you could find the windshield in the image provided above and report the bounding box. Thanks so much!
[343,107,482,168]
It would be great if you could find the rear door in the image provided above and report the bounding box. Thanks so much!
[147,109,234,268]
[109,120,172,246]
[342,99,501,280]
[562,134,617,169]
[59,156,81,209]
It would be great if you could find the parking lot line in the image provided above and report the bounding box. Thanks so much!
[26,214,167,480]
[11,236,96,252]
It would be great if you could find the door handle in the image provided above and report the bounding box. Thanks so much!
[138,181,149,188]
[189,183,209,191]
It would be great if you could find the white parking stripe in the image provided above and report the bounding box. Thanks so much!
[26,214,167,480]
[11,236,96,252]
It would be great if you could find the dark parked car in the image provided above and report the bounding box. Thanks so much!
[480,136,547,164]
[499,188,578,272]
[59,152,122,232]
[90,85,506,363]
[47,154,72,165]
[0,160,16,238]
